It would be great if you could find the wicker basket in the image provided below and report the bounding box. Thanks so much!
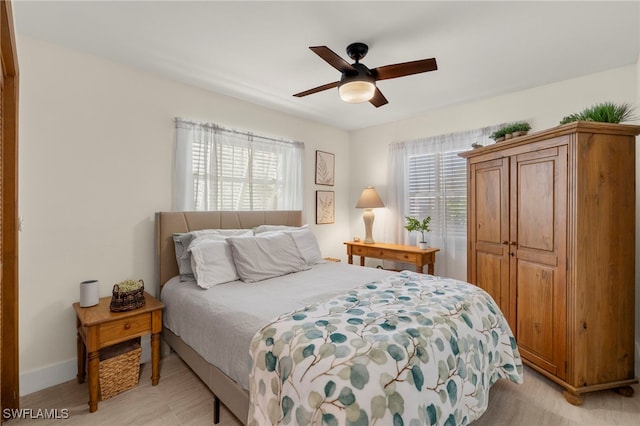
[109,280,146,312]
[99,339,141,400]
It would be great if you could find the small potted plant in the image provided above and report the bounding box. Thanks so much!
[491,121,531,142]
[404,216,431,249]
[511,121,531,137]
[490,127,507,142]
[560,101,636,124]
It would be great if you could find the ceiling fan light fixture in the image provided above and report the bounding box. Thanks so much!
[339,80,376,103]
[338,64,376,103]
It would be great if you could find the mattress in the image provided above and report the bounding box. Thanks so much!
[161,262,394,389]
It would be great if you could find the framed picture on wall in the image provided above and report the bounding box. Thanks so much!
[316,190,335,224]
[315,150,335,186]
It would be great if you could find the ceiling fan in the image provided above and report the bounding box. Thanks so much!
[293,42,437,107]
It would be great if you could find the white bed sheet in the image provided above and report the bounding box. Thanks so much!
[161,262,395,390]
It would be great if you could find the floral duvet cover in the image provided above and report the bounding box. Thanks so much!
[248,271,523,426]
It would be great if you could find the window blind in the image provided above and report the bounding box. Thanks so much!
[407,150,467,238]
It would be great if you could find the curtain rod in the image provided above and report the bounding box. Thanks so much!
[175,117,303,146]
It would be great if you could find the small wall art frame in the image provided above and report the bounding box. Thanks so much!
[316,190,335,224]
[315,150,335,186]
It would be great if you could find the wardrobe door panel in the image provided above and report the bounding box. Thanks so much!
[516,260,556,372]
[512,145,567,379]
[468,158,511,326]
[517,158,555,253]
[475,251,506,308]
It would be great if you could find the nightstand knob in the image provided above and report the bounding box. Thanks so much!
[124,323,131,330]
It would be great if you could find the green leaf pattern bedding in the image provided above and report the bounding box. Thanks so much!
[248,271,523,426]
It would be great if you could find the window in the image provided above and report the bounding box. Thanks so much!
[407,150,467,238]
[174,118,304,211]
[386,124,502,279]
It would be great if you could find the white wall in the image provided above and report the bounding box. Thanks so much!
[349,64,640,372]
[17,35,351,394]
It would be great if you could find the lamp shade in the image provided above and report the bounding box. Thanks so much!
[356,186,385,209]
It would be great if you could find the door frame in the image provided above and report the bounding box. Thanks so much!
[1,0,19,414]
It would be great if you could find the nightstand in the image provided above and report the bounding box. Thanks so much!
[73,292,164,412]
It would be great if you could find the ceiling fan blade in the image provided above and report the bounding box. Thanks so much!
[369,88,388,108]
[293,81,339,98]
[310,46,356,73]
[372,58,438,81]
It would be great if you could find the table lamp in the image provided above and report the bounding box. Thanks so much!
[355,186,385,244]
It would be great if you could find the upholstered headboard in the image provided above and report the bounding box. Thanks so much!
[155,210,303,288]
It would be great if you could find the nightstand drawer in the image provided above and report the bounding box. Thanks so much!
[100,314,151,346]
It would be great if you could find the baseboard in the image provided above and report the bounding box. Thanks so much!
[20,335,151,397]
[20,358,77,397]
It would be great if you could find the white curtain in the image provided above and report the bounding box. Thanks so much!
[385,124,502,280]
[174,118,304,212]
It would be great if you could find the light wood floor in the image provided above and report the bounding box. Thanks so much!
[9,354,640,425]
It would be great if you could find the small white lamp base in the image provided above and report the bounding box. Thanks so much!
[362,208,375,244]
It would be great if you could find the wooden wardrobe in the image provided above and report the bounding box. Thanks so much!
[460,121,639,405]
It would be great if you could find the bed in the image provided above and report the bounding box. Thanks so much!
[156,211,523,425]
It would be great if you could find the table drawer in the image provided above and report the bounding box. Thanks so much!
[368,248,396,260]
[396,252,418,263]
[100,314,151,346]
[351,245,368,256]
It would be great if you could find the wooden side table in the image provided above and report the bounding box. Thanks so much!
[73,292,164,412]
[344,241,439,274]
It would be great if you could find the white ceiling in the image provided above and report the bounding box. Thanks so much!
[12,1,640,131]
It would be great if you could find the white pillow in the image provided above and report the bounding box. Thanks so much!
[252,224,308,234]
[175,229,252,280]
[189,239,239,289]
[255,225,323,265]
[227,232,309,282]
[288,228,323,265]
